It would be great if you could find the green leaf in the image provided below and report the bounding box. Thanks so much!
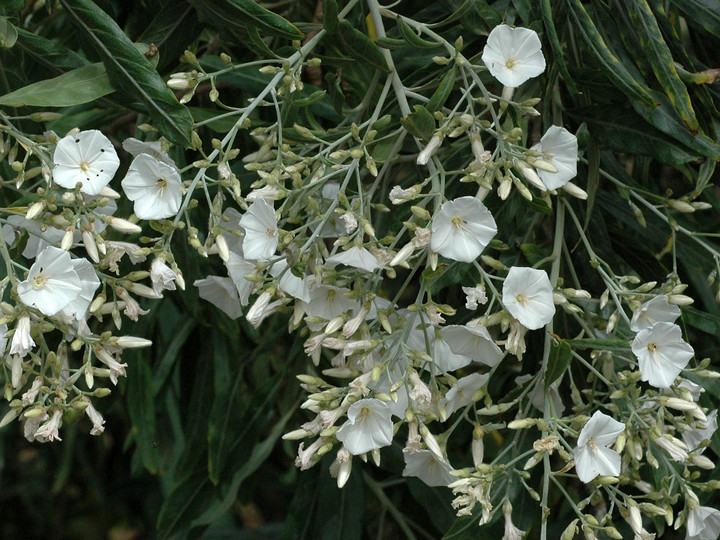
[426,65,456,112]
[668,0,720,37]
[628,0,698,132]
[336,20,390,73]
[126,351,158,474]
[397,16,442,49]
[0,16,18,48]
[138,2,204,72]
[59,0,194,147]
[14,28,87,74]
[407,478,456,533]
[189,0,303,41]
[0,62,114,107]
[311,467,365,540]
[540,0,577,93]
[375,36,408,49]
[429,0,477,27]
[691,159,716,199]
[630,90,720,161]
[567,338,630,352]
[545,340,572,388]
[156,468,217,539]
[571,105,700,166]
[322,0,338,34]
[325,72,345,114]
[400,104,435,140]
[566,0,657,108]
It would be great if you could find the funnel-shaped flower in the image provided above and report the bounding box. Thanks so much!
[336,398,393,455]
[630,295,681,332]
[687,505,720,540]
[121,153,182,220]
[194,276,242,319]
[573,411,625,482]
[431,196,497,263]
[239,199,278,261]
[632,322,694,388]
[17,246,83,316]
[502,267,555,330]
[482,25,545,88]
[402,450,455,487]
[53,130,120,195]
[536,126,578,190]
[443,325,503,367]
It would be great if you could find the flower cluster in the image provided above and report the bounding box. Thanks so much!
[1,11,718,540]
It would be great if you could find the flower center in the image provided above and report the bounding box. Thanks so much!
[80,161,90,172]
[32,275,48,290]
[516,293,529,304]
[156,178,167,190]
[358,406,370,422]
[505,57,516,69]
[647,342,658,353]
[266,227,276,237]
[451,216,467,229]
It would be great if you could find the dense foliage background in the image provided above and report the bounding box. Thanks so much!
[2,0,720,538]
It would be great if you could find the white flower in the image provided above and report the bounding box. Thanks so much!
[122,137,175,167]
[194,276,242,319]
[417,134,443,166]
[239,199,278,261]
[17,246,83,316]
[225,252,256,306]
[269,259,311,302]
[302,285,356,320]
[121,153,182,219]
[443,324,504,367]
[60,257,100,320]
[683,410,718,454]
[430,196,497,263]
[573,410,625,483]
[481,25,546,88]
[686,505,720,540]
[535,126,578,190]
[326,246,381,272]
[654,435,689,462]
[502,501,526,540]
[632,322,694,388]
[53,130,120,195]
[82,397,106,436]
[389,185,421,204]
[34,408,63,442]
[2,215,65,259]
[103,241,147,274]
[10,315,34,357]
[462,285,487,310]
[630,295,681,332]
[402,450,455,487]
[150,258,178,296]
[407,326,472,374]
[502,267,555,330]
[336,398,394,455]
[444,373,489,417]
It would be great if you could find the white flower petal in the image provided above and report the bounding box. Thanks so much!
[121,153,182,220]
[326,246,381,272]
[632,322,694,388]
[482,25,545,88]
[537,126,578,190]
[53,130,120,195]
[443,325,503,367]
[430,196,497,263]
[17,246,83,316]
[502,267,555,330]
[630,295,681,332]
[336,398,393,455]
[239,199,278,261]
[402,450,455,487]
[194,276,242,319]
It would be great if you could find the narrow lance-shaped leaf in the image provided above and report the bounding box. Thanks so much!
[628,0,698,132]
[541,0,577,93]
[0,63,114,107]
[336,20,390,73]
[189,0,303,41]
[59,0,194,147]
[565,0,657,108]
